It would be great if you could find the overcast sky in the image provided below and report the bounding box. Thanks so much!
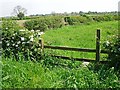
[0,0,119,17]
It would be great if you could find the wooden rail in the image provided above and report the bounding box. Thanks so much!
[44,45,108,54]
[50,55,109,64]
[40,30,109,63]
[44,45,96,52]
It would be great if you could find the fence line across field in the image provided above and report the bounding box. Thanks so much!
[40,29,109,63]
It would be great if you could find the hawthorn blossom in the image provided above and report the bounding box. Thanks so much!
[118,48,120,51]
[21,37,25,41]
[15,45,18,47]
[12,37,14,39]
[12,44,15,46]
[31,30,34,32]
[106,41,110,46]
[19,29,25,31]
[22,42,25,44]
[17,41,21,44]
[7,43,9,46]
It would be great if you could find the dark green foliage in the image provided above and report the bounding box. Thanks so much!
[23,20,34,30]
[64,17,74,25]
[17,12,24,20]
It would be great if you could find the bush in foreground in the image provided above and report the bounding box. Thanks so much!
[2,19,42,61]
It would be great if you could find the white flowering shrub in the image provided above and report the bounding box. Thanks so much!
[2,19,42,60]
[103,35,120,69]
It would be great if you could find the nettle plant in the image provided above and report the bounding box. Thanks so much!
[2,19,42,60]
[103,35,120,69]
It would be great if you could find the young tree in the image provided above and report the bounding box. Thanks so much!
[12,5,27,20]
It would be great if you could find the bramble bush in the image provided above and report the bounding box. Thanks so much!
[2,19,42,61]
[103,35,120,70]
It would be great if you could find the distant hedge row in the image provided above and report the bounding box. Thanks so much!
[64,15,93,25]
[24,16,64,31]
[91,15,118,22]
[24,15,118,31]
[65,15,118,25]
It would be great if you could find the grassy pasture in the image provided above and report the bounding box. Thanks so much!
[42,21,118,60]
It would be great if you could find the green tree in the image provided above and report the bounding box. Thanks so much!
[13,5,27,20]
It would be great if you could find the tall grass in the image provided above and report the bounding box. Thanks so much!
[2,55,120,88]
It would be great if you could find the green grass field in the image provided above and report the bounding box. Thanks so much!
[42,21,118,60]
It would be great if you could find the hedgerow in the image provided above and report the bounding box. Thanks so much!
[92,15,115,22]
[24,16,64,31]
[64,16,91,25]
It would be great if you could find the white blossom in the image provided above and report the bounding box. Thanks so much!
[12,44,15,46]
[36,30,40,32]
[30,37,33,41]
[31,30,34,32]
[15,45,18,47]
[19,29,25,31]
[7,43,9,46]
[17,41,21,44]
[106,41,110,46]
[82,62,89,67]
[6,27,8,30]
[29,35,33,38]
[111,67,114,70]
[21,37,25,41]
[13,34,15,36]
[27,41,30,43]
[118,48,120,51]
[6,41,9,43]
[22,42,25,44]
[38,32,44,36]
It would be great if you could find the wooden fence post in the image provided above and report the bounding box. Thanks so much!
[39,39,44,53]
[96,29,100,62]
[41,39,44,50]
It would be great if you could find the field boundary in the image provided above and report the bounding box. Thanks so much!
[40,29,109,63]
